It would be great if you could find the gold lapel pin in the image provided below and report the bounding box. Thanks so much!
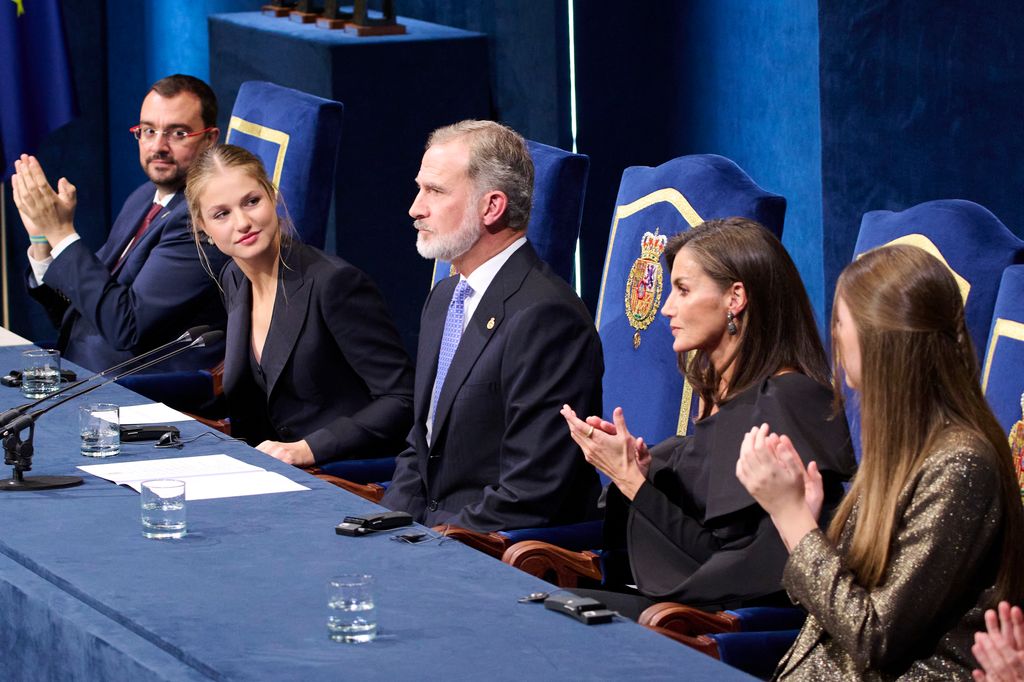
[486,317,495,330]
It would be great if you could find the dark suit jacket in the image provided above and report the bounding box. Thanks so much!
[27,182,228,372]
[221,241,414,465]
[381,241,603,531]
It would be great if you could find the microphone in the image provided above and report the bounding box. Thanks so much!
[0,330,224,492]
[0,325,212,430]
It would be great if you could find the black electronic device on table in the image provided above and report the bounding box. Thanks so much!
[543,593,615,625]
[335,511,413,536]
[120,425,180,442]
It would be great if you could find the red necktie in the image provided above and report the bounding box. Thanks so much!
[113,202,162,273]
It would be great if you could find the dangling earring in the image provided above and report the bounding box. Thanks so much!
[726,311,738,336]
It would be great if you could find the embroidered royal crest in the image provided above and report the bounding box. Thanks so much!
[624,229,667,349]
[1010,392,1024,505]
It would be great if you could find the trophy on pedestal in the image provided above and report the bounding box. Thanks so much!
[289,0,323,23]
[315,0,406,35]
[261,1,296,17]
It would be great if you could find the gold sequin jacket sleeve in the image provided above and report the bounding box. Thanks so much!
[780,432,1003,673]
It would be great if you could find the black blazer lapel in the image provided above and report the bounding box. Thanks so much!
[429,244,537,447]
[260,244,313,399]
[222,270,252,398]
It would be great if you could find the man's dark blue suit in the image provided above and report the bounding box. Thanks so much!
[382,242,604,531]
[26,181,228,372]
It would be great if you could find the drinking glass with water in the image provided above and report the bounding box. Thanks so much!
[327,574,376,643]
[140,479,187,539]
[80,403,120,457]
[21,349,60,399]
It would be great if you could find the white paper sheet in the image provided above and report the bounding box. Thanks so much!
[78,454,310,500]
[0,327,32,347]
[118,403,193,425]
[123,471,309,500]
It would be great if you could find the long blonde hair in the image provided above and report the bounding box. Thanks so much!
[184,144,296,281]
[830,244,1024,601]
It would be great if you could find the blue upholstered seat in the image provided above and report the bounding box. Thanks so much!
[432,139,590,286]
[121,83,345,413]
[853,200,1024,356]
[846,200,1024,460]
[983,266,1024,434]
[982,266,1024,505]
[225,81,344,249]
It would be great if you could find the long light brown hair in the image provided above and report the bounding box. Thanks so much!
[829,244,1024,600]
[663,217,831,418]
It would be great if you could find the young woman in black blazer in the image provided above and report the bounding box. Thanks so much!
[185,144,414,467]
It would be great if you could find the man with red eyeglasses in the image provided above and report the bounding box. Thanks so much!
[11,74,228,385]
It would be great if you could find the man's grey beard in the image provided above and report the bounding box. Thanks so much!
[415,213,481,262]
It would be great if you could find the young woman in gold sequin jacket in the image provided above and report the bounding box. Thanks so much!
[737,244,1024,680]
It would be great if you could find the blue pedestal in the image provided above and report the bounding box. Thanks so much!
[208,12,491,352]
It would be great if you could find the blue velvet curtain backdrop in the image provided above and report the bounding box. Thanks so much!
[3,0,1023,352]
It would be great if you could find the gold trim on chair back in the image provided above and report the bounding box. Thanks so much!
[878,234,971,304]
[596,187,703,436]
[982,318,1024,394]
[225,116,291,188]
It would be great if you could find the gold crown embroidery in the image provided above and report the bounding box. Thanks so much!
[1010,392,1024,505]
[624,229,667,349]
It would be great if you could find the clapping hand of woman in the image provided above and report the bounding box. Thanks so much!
[973,601,1024,682]
[561,405,650,500]
[735,423,823,551]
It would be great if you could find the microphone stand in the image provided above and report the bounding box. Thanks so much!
[0,332,222,491]
[0,324,210,431]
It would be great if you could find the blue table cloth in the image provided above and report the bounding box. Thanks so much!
[0,346,752,680]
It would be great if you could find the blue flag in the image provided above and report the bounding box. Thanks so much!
[0,0,77,179]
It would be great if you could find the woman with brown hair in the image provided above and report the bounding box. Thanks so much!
[185,144,414,466]
[738,244,1024,679]
[562,217,856,618]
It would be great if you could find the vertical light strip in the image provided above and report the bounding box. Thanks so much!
[1,181,8,328]
[568,0,583,296]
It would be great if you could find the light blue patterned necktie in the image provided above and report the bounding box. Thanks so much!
[430,279,473,423]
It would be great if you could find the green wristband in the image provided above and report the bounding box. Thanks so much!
[29,235,49,244]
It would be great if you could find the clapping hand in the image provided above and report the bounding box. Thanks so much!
[973,601,1024,681]
[561,405,648,499]
[11,154,77,249]
[736,423,822,551]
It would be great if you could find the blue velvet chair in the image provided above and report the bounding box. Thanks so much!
[225,81,344,248]
[981,266,1024,502]
[319,140,589,487]
[845,200,1024,460]
[983,266,1024,433]
[853,200,1024,354]
[594,153,784,443]
[120,82,345,414]
[431,139,590,286]
[642,604,806,679]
